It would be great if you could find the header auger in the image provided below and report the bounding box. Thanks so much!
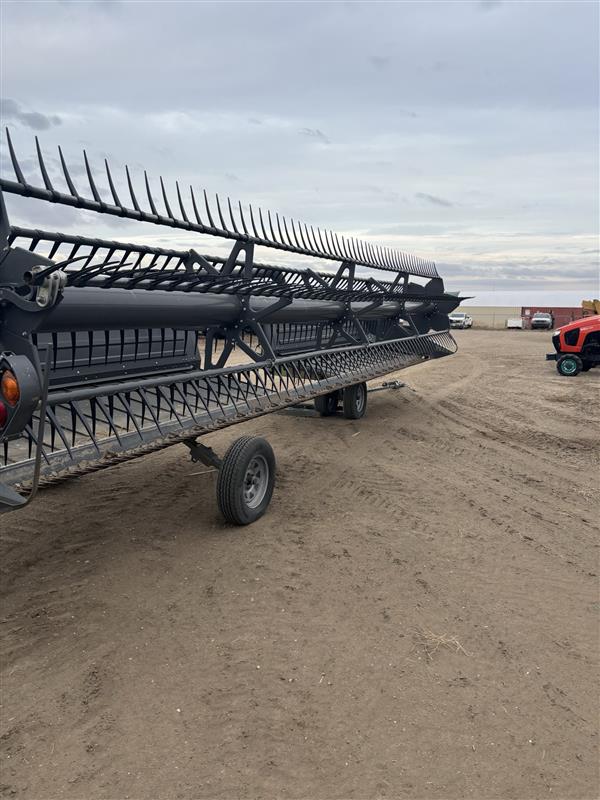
[0,130,461,524]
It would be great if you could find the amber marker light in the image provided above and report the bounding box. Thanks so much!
[1,371,20,407]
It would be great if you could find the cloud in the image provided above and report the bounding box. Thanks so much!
[0,98,62,131]
[479,0,503,11]
[368,55,391,72]
[415,192,454,208]
[298,128,330,145]
[0,1,597,298]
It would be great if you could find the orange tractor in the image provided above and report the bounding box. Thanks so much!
[546,315,600,376]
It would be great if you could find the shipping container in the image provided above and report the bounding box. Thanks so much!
[521,307,583,330]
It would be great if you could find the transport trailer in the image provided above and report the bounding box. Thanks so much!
[0,131,461,524]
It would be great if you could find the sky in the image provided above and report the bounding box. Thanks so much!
[0,0,598,306]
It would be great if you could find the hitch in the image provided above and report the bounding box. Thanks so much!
[183,439,222,470]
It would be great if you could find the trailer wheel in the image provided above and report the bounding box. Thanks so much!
[217,436,275,525]
[314,391,339,416]
[556,354,582,376]
[342,382,368,419]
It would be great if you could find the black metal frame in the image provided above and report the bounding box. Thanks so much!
[0,130,461,510]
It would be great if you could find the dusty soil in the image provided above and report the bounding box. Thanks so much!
[1,330,598,800]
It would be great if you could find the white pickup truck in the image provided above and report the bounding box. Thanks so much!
[448,312,473,329]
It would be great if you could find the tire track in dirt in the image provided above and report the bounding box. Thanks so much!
[1,331,598,800]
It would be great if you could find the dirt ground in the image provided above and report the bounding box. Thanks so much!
[1,330,598,800]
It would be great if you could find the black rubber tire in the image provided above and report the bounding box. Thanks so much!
[342,382,368,419]
[314,391,339,416]
[556,354,583,376]
[216,436,276,525]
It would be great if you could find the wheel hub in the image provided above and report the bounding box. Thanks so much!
[243,455,269,508]
[356,385,366,413]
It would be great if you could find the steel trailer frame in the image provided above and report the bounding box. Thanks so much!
[0,131,460,523]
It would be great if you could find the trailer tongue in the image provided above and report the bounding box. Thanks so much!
[0,131,461,524]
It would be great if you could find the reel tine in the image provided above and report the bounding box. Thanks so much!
[190,186,202,224]
[35,136,54,192]
[288,219,299,248]
[345,236,355,261]
[383,247,390,269]
[347,237,356,262]
[386,247,393,269]
[268,211,278,244]
[249,204,260,238]
[277,214,289,246]
[215,193,228,231]
[5,128,26,185]
[355,238,364,263]
[58,145,79,198]
[324,229,335,257]
[333,232,344,259]
[282,216,295,247]
[203,189,216,229]
[144,171,159,216]
[160,176,174,219]
[316,227,327,254]
[105,159,122,207]
[126,166,141,212]
[83,150,102,203]
[341,235,352,261]
[298,222,309,250]
[227,197,239,234]
[259,208,270,240]
[238,201,249,236]
[342,236,352,261]
[373,244,381,266]
[303,225,313,251]
[372,244,381,266]
[176,181,189,223]
[33,253,96,280]
[371,244,380,267]
[308,225,319,252]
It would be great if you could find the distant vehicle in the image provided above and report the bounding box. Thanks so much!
[448,312,473,329]
[531,311,553,330]
[546,316,600,376]
[506,318,524,329]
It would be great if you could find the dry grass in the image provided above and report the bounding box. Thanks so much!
[413,626,470,661]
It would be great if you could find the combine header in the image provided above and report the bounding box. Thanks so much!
[0,131,460,523]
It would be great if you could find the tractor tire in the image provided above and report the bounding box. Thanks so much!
[556,354,583,377]
[216,436,275,525]
[342,382,368,419]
